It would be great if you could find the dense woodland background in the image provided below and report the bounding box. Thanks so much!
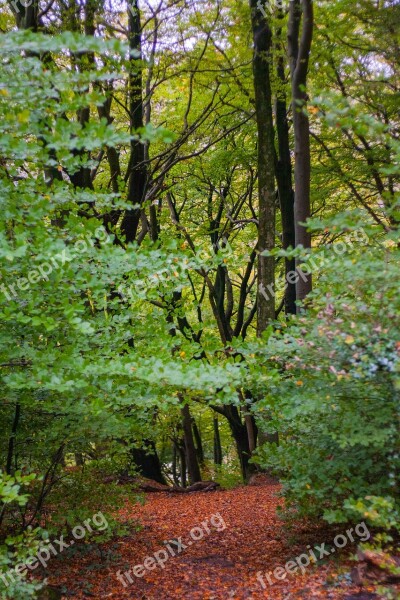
[0,0,399,597]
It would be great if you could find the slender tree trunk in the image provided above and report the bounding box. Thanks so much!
[68,0,96,190]
[213,416,223,465]
[231,423,255,482]
[275,12,296,315]
[192,418,204,466]
[249,0,276,334]
[224,406,256,481]
[288,0,314,307]
[245,414,258,454]
[9,0,64,190]
[130,440,166,484]
[178,442,187,488]
[172,443,179,486]
[6,403,20,475]
[181,403,202,484]
[246,0,277,473]
[121,0,147,243]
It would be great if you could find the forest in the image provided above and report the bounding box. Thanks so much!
[0,0,399,598]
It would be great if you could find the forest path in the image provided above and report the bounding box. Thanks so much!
[49,478,374,599]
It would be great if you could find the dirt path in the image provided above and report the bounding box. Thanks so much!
[48,480,380,599]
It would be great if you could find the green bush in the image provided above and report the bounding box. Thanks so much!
[0,471,44,599]
[43,460,143,540]
[250,219,399,530]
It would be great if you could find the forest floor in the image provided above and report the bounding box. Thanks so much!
[45,476,394,599]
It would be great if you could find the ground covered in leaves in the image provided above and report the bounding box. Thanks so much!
[45,477,393,599]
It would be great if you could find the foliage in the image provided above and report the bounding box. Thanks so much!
[204,461,243,490]
[251,218,399,526]
[0,471,44,599]
[39,462,143,540]
[344,496,399,538]
[247,93,400,529]
[0,1,399,597]
[0,29,244,522]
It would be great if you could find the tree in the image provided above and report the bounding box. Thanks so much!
[288,0,314,306]
[249,0,276,332]
[121,0,148,243]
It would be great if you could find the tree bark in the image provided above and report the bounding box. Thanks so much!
[275,11,296,315]
[121,0,147,243]
[130,440,166,484]
[6,403,20,476]
[172,443,179,486]
[232,422,255,482]
[213,416,223,465]
[245,414,258,454]
[192,418,204,466]
[178,442,187,488]
[249,0,276,334]
[223,405,256,481]
[181,403,202,484]
[288,0,314,307]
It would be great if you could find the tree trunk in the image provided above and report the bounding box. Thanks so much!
[181,403,202,484]
[232,422,256,482]
[249,0,276,334]
[130,440,166,484]
[178,442,187,488]
[121,0,147,243]
[275,10,296,315]
[245,414,258,454]
[288,0,314,307]
[172,443,179,486]
[192,418,204,466]
[213,416,223,465]
[6,403,20,476]
[224,406,256,481]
